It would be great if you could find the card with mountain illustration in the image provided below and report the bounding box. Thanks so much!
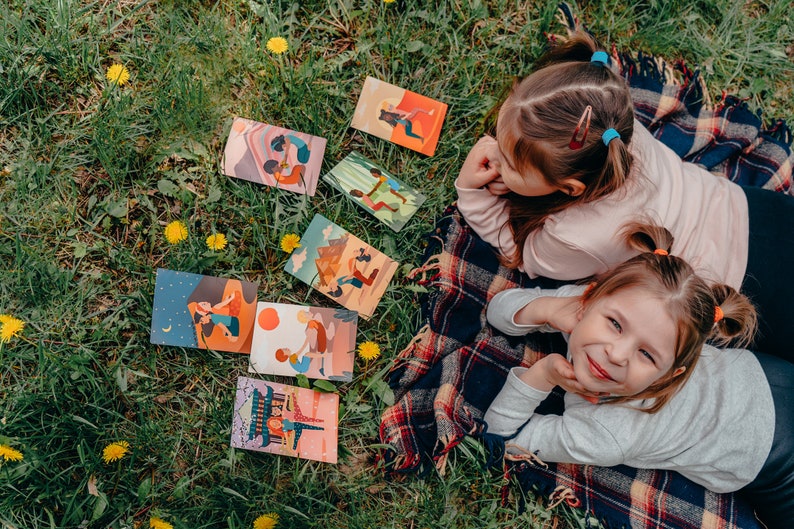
[248,302,358,381]
[284,214,398,318]
[223,117,327,196]
[150,268,258,354]
[230,377,339,463]
[323,151,425,232]
[350,76,447,156]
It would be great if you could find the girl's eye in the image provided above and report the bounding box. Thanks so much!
[640,349,656,364]
[609,318,621,332]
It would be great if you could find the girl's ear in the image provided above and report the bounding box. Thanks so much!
[672,366,686,377]
[560,178,586,197]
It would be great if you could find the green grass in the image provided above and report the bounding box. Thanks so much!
[0,1,791,528]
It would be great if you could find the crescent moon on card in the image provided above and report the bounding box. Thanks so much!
[162,325,172,333]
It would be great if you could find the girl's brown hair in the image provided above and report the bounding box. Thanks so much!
[493,31,635,268]
[581,222,757,413]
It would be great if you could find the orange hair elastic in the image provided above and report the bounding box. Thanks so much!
[653,249,669,256]
[714,306,724,323]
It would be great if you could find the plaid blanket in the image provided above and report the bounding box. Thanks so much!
[379,10,794,528]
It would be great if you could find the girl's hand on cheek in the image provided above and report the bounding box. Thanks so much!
[526,354,606,399]
[457,136,501,189]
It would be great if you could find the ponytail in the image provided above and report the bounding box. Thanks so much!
[709,284,757,348]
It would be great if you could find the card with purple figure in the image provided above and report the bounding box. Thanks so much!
[230,377,339,463]
[284,214,398,319]
[249,302,358,381]
[223,117,327,196]
[322,151,425,232]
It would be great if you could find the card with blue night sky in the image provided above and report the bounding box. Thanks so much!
[150,268,259,354]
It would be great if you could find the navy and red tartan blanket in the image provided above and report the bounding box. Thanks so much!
[378,20,793,529]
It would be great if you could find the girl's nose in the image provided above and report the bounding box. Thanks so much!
[606,342,630,366]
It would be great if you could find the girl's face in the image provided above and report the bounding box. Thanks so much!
[493,141,560,197]
[568,287,680,396]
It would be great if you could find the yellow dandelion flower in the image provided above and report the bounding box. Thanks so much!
[164,221,188,245]
[0,314,12,324]
[0,444,23,462]
[206,233,228,251]
[266,37,289,54]
[253,513,279,529]
[0,316,24,343]
[357,341,381,361]
[149,517,173,529]
[384,0,397,3]
[102,441,130,464]
[280,233,301,253]
[106,63,130,86]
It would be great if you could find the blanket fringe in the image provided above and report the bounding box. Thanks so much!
[548,485,581,509]
[405,255,443,285]
[392,323,430,363]
[504,443,549,469]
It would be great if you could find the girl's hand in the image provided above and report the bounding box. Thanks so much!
[521,354,604,399]
[486,175,511,196]
[457,136,501,189]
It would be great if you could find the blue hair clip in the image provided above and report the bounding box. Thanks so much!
[602,128,620,146]
[590,51,609,66]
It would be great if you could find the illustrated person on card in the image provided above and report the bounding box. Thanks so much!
[366,167,407,204]
[327,253,379,304]
[377,104,435,144]
[274,310,336,376]
[349,189,398,212]
[191,289,244,343]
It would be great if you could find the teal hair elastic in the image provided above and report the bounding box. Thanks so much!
[602,128,620,146]
[590,51,609,66]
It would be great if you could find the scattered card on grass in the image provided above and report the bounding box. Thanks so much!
[323,151,426,232]
[222,116,327,196]
[150,268,258,354]
[249,302,358,381]
[231,376,339,463]
[284,214,398,319]
[350,76,448,156]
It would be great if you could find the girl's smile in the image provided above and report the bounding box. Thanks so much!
[587,355,616,382]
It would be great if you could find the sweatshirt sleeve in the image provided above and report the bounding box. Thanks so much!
[486,284,586,336]
[485,367,626,466]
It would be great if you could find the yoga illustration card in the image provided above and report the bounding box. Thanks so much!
[322,151,426,232]
[150,268,258,354]
[350,76,448,156]
[230,377,339,463]
[222,117,327,196]
[249,302,358,381]
[284,214,398,318]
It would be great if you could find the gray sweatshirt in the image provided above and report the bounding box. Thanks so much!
[483,285,774,493]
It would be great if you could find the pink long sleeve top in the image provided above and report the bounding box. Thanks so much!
[455,121,749,289]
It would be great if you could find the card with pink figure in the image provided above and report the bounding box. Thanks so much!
[248,302,358,381]
[222,117,327,196]
[284,214,399,319]
[230,377,339,463]
[350,76,448,156]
